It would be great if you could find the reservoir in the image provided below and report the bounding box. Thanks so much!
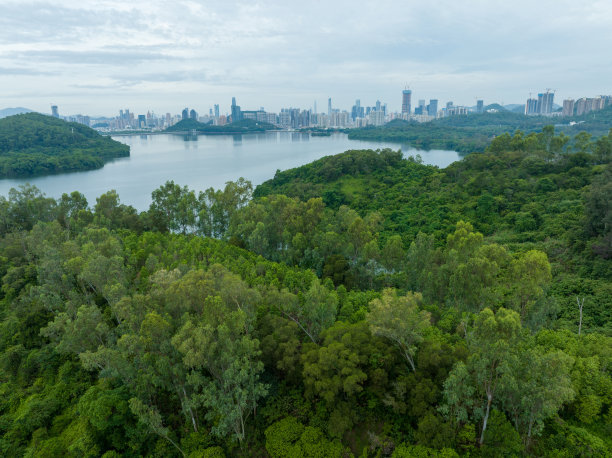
[0,132,460,211]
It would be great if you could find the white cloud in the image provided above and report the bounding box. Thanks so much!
[1,0,610,115]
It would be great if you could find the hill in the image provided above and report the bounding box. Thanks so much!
[349,106,612,153]
[0,112,129,177]
[165,117,276,133]
[0,127,610,456]
[0,107,33,119]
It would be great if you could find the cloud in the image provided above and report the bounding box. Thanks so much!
[0,0,611,115]
[0,66,55,76]
[12,49,181,66]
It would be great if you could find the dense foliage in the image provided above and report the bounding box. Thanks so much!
[349,105,612,153]
[0,113,130,177]
[165,118,276,134]
[0,126,610,456]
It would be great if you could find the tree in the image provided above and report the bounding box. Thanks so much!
[173,297,267,443]
[150,181,198,234]
[279,278,337,343]
[442,308,522,446]
[367,289,431,371]
[508,250,551,320]
[500,348,574,447]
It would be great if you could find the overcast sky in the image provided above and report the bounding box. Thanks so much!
[1,0,611,117]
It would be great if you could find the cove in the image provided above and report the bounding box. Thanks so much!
[0,132,460,211]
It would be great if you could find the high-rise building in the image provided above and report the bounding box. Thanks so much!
[230,98,241,122]
[562,99,575,117]
[214,104,220,118]
[402,89,412,114]
[427,99,438,117]
[182,108,189,120]
[476,100,484,114]
[525,98,538,115]
[190,109,197,120]
[537,91,554,114]
[138,114,146,128]
[351,99,363,121]
[375,100,381,112]
[328,98,332,116]
[51,105,59,118]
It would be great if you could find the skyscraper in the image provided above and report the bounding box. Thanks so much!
[476,100,484,114]
[427,99,438,117]
[537,91,554,114]
[189,109,197,120]
[562,99,575,117]
[182,108,189,120]
[376,100,381,112]
[51,105,59,118]
[214,104,220,118]
[401,89,412,114]
[525,98,538,115]
[328,98,332,116]
[231,98,241,122]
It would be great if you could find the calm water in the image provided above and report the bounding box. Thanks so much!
[0,132,459,211]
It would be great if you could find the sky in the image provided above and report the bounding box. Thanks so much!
[1,0,611,117]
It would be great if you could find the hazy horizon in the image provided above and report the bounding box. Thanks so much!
[2,0,611,117]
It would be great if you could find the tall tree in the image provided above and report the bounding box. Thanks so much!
[442,307,522,446]
[366,288,431,371]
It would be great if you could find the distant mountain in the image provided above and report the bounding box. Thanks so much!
[503,104,524,112]
[0,107,33,119]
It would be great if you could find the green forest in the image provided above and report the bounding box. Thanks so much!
[349,105,612,153]
[0,113,130,178]
[165,119,276,134]
[0,126,610,457]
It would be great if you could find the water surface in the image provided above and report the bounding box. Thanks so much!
[0,132,459,211]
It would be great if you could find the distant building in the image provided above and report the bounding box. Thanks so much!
[525,98,538,115]
[369,110,385,126]
[189,109,197,120]
[447,106,469,116]
[476,100,484,114]
[181,108,189,120]
[351,99,363,121]
[51,105,59,118]
[214,104,220,118]
[138,114,146,128]
[230,97,241,122]
[402,89,412,114]
[562,99,575,117]
[537,91,554,114]
[427,99,438,117]
[328,98,332,116]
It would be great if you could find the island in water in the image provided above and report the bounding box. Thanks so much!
[165,117,277,134]
[0,112,130,178]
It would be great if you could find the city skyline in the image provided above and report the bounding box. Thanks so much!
[1,0,612,115]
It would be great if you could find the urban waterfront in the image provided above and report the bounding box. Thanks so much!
[0,132,459,211]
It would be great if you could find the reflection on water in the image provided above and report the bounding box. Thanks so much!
[0,133,460,211]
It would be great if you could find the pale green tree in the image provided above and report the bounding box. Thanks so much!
[367,288,431,371]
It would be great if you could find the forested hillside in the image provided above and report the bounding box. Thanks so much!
[0,113,129,177]
[0,126,610,456]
